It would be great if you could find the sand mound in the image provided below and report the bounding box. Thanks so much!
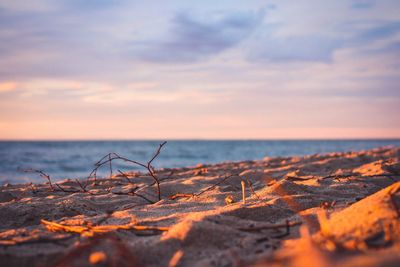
[255,181,400,267]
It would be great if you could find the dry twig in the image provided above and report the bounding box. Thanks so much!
[41,219,169,237]
[246,179,262,200]
[19,168,55,191]
[19,168,78,193]
[238,220,302,232]
[85,142,167,200]
[285,173,399,182]
[117,170,134,184]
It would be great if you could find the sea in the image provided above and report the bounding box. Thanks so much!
[0,140,399,184]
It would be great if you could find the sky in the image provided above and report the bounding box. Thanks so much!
[0,0,399,140]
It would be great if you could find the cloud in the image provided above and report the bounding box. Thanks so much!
[129,10,264,63]
[0,82,18,93]
[352,21,400,43]
[247,18,400,63]
[248,34,341,63]
[0,1,57,12]
[351,1,375,9]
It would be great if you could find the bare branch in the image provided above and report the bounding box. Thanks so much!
[54,183,80,193]
[41,219,169,237]
[19,168,55,191]
[109,154,113,179]
[246,179,262,200]
[169,193,194,200]
[85,142,167,201]
[238,220,302,232]
[75,179,88,192]
[117,170,134,184]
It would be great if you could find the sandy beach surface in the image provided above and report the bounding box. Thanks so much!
[0,146,399,267]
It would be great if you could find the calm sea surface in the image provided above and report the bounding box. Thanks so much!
[0,140,399,184]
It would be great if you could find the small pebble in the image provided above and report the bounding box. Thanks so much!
[89,251,107,265]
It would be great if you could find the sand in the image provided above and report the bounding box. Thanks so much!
[0,146,399,267]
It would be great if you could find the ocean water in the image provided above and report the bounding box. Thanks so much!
[0,140,399,184]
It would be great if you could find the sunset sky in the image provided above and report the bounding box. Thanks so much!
[0,0,399,140]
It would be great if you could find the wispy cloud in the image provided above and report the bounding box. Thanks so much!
[129,10,264,63]
[351,1,375,10]
[0,82,18,93]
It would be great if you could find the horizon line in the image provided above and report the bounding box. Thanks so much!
[1,138,400,142]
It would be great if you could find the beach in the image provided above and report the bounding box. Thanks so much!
[0,146,399,267]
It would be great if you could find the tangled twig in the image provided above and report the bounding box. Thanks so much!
[86,142,167,200]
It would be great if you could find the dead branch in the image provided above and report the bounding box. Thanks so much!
[54,183,81,193]
[159,170,175,182]
[109,154,113,178]
[85,142,167,200]
[169,193,194,200]
[117,170,134,184]
[19,168,77,193]
[238,220,302,232]
[75,179,88,192]
[111,190,155,204]
[285,173,399,182]
[147,141,167,200]
[28,182,38,194]
[19,168,55,191]
[285,175,317,181]
[246,179,261,200]
[41,219,169,237]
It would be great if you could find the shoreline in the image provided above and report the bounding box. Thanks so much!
[2,141,400,185]
[0,147,399,266]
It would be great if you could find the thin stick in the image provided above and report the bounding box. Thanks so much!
[272,220,292,239]
[147,141,167,200]
[19,168,55,191]
[286,173,399,181]
[28,182,37,194]
[169,193,194,200]
[109,154,113,178]
[238,220,302,232]
[241,180,246,205]
[111,191,155,204]
[54,183,80,193]
[246,179,261,200]
[117,170,134,184]
[75,179,88,192]
[41,219,169,237]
